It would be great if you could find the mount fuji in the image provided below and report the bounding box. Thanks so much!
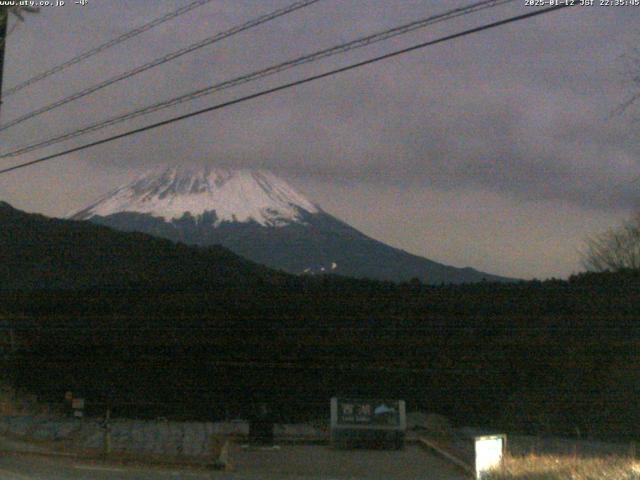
[70,165,509,284]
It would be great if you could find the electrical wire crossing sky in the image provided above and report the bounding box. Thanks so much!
[0,0,637,280]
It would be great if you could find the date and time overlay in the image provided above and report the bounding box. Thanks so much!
[2,0,640,9]
[526,0,639,6]
[2,0,639,10]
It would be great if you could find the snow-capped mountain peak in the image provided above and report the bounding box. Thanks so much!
[69,164,511,284]
[70,165,320,227]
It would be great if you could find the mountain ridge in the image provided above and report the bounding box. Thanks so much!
[71,165,512,284]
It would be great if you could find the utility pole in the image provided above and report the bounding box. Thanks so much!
[0,9,7,112]
[0,7,38,114]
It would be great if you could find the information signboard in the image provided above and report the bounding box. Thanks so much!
[336,399,402,427]
[330,397,406,449]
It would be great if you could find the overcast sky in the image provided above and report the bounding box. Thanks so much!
[1,0,639,279]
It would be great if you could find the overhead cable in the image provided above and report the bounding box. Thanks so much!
[0,0,516,158]
[2,0,216,98]
[0,3,574,176]
[0,0,322,132]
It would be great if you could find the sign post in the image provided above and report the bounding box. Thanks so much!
[71,397,85,418]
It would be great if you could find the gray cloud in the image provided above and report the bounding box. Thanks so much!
[1,0,639,278]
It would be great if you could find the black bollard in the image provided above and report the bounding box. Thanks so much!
[249,402,274,446]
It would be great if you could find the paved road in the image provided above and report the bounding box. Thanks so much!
[0,445,467,480]
[0,453,213,480]
[231,444,467,479]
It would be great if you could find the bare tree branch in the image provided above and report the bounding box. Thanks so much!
[582,213,640,271]
[616,41,640,116]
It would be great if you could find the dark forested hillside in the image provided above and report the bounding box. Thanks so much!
[1,202,639,440]
[0,201,287,290]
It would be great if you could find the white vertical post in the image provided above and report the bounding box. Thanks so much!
[475,434,505,479]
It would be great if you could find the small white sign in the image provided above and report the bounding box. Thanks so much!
[475,435,505,479]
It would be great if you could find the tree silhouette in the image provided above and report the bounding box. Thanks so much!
[582,213,640,272]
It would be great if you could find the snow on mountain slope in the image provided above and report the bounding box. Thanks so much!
[70,165,319,227]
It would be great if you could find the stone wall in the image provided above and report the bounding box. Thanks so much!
[0,415,323,461]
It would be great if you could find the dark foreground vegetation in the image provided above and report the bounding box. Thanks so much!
[0,201,639,440]
[485,454,640,480]
[2,270,639,441]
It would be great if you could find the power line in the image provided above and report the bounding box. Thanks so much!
[0,0,517,160]
[0,0,322,133]
[1,0,216,98]
[0,4,574,177]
